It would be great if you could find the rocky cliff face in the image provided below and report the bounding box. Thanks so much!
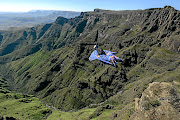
[0,6,179,115]
[130,82,180,120]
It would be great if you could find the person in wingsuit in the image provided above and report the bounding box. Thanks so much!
[89,45,123,67]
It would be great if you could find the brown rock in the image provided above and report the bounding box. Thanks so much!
[130,82,180,120]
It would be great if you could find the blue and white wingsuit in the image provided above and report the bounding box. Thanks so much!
[89,49,122,66]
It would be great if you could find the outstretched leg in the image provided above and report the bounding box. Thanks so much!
[115,57,123,63]
[112,60,117,67]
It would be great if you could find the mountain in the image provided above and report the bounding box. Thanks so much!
[0,6,179,119]
[0,10,80,30]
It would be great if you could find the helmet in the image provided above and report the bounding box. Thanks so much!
[93,45,98,49]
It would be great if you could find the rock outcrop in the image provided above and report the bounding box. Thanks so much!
[130,82,180,120]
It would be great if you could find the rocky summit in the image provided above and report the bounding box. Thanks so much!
[0,6,179,119]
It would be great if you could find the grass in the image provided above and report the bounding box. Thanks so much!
[142,98,161,110]
[47,106,117,120]
[11,50,51,77]
[0,77,8,88]
[0,89,51,120]
[47,108,96,120]
[46,102,134,120]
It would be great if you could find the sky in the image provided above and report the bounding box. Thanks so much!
[0,0,179,12]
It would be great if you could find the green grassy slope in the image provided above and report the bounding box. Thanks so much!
[0,76,51,120]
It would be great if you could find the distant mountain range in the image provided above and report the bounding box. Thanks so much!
[0,10,80,30]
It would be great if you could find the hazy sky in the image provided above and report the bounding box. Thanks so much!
[0,0,179,12]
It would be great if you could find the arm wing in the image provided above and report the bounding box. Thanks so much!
[89,50,98,61]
